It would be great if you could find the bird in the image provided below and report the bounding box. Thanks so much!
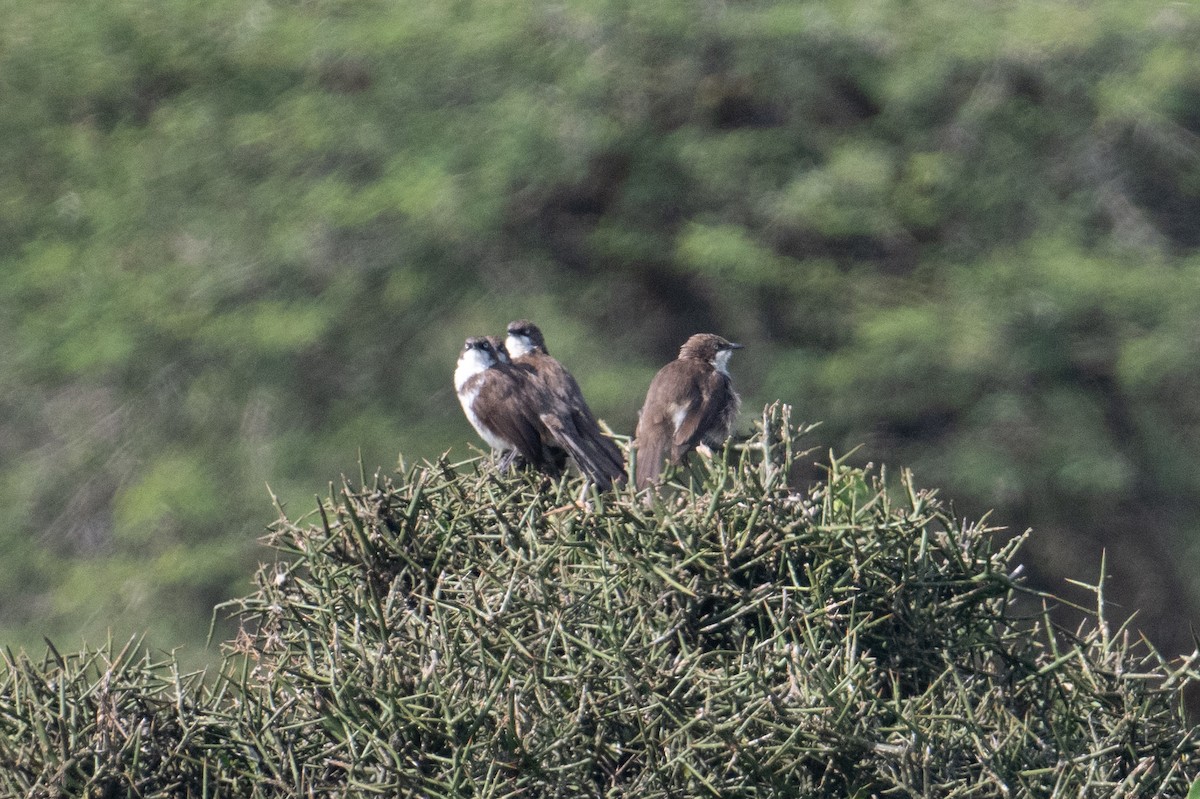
[474,334,548,470]
[633,333,743,489]
[484,335,511,363]
[504,320,627,491]
[454,336,561,475]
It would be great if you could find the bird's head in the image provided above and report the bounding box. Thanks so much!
[484,335,511,364]
[505,320,547,358]
[679,333,743,374]
[456,337,501,384]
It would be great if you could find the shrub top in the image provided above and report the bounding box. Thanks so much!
[1,406,1196,797]
[223,405,1200,797]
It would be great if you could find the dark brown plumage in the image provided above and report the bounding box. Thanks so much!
[484,335,511,363]
[634,333,743,489]
[454,337,562,475]
[505,320,627,491]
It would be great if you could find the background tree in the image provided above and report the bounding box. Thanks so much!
[1,0,1199,662]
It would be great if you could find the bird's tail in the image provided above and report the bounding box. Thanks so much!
[541,414,625,491]
[633,432,667,490]
[575,412,626,484]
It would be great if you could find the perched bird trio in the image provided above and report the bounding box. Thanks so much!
[455,320,743,491]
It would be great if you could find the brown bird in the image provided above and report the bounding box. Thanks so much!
[634,333,743,489]
[505,320,627,491]
[454,336,561,475]
[484,335,511,363]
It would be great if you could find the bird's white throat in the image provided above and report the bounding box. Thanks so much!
[714,349,732,375]
[454,348,492,391]
[505,333,534,358]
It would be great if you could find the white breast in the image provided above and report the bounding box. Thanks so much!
[454,348,491,392]
[457,381,513,453]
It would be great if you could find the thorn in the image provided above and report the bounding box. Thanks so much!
[544,498,592,516]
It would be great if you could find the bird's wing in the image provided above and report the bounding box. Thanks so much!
[525,353,626,485]
[474,374,547,468]
[634,363,684,488]
[672,369,734,455]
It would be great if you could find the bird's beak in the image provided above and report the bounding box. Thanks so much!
[728,342,745,350]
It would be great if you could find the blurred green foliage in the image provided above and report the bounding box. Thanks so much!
[3,0,1200,660]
